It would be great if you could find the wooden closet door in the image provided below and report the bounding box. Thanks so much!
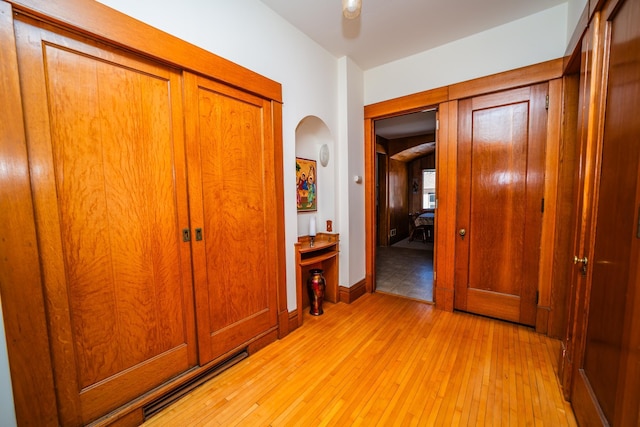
[184,73,279,364]
[571,0,640,424]
[455,85,547,326]
[14,17,196,425]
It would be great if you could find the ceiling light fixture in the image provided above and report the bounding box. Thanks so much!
[342,0,362,19]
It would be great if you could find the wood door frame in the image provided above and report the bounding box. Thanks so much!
[364,60,565,315]
[565,0,640,423]
[0,1,288,425]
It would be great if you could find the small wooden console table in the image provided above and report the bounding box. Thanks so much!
[294,233,339,325]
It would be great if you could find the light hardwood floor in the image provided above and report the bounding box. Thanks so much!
[142,293,576,426]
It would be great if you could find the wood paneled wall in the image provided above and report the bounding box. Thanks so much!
[364,59,565,316]
[0,1,286,425]
[387,159,409,244]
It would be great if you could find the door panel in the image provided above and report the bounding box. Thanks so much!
[184,73,279,364]
[455,85,547,326]
[572,0,640,424]
[15,18,196,425]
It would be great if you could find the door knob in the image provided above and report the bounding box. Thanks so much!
[458,228,466,239]
[573,256,588,265]
[574,256,588,276]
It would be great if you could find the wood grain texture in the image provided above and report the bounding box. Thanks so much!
[548,75,580,340]
[364,59,564,319]
[537,78,564,331]
[184,73,278,365]
[15,16,196,425]
[455,85,547,326]
[580,0,640,423]
[434,101,458,312]
[339,278,367,304]
[294,234,340,326]
[449,58,563,101]
[6,0,282,102]
[364,118,376,293]
[364,86,448,119]
[0,2,59,425]
[387,159,409,245]
[271,101,289,339]
[561,10,606,407]
[141,293,577,427]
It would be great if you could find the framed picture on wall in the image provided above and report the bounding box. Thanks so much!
[296,157,317,212]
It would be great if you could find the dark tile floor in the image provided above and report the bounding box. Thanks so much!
[375,240,433,302]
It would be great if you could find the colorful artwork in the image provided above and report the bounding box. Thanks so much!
[296,157,317,212]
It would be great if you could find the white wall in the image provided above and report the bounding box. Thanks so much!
[567,0,588,42]
[364,4,568,105]
[337,57,366,286]
[0,1,577,421]
[295,116,336,238]
[97,0,351,313]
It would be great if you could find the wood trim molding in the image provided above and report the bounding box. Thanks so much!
[0,2,59,424]
[365,58,568,319]
[433,100,457,312]
[364,87,448,119]
[536,78,564,334]
[6,0,282,103]
[564,2,590,73]
[288,310,300,334]
[364,118,376,294]
[272,101,289,340]
[339,279,367,304]
[448,58,565,100]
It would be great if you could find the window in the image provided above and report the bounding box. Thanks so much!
[422,169,436,209]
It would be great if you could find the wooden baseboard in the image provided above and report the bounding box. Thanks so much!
[339,279,367,304]
[572,369,608,426]
[536,306,551,335]
[288,310,300,333]
[435,286,454,312]
[278,309,290,339]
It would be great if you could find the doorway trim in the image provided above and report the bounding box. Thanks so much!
[363,59,565,315]
[364,87,451,310]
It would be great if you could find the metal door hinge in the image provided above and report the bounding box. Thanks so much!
[541,198,545,213]
[545,95,549,110]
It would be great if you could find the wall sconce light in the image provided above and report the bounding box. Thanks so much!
[319,144,330,167]
[342,0,362,19]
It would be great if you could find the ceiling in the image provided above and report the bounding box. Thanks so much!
[258,0,566,148]
[258,0,566,71]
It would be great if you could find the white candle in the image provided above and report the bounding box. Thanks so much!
[309,216,317,236]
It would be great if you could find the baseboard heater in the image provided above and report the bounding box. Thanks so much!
[143,349,249,420]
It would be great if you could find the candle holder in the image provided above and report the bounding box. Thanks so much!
[309,216,317,247]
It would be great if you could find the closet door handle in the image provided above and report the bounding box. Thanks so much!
[195,228,203,241]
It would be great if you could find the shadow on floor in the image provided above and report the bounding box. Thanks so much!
[375,238,433,302]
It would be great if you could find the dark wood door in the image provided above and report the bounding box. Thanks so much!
[14,17,197,425]
[559,13,601,403]
[455,85,547,326]
[184,73,279,364]
[571,0,640,424]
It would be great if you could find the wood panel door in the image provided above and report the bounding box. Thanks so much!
[559,12,604,402]
[455,85,548,326]
[14,17,196,425]
[184,73,279,364]
[571,0,640,424]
